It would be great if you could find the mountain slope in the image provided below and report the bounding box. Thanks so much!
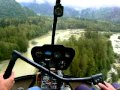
[20,2,120,22]
[80,7,120,22]
[20,2,79,17]
[0,0,36,18]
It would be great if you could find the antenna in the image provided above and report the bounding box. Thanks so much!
[51,0,64,45]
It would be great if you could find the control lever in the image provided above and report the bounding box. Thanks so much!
[3,50,104,84]
[91,74,104,85]
[3,52,18,79]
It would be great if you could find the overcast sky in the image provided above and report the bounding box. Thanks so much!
[16,0,120,8]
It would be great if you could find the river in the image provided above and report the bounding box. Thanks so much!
[0,29,84,77]
[0,30,120,78]
[107,33,120,82]
[110,33,120,54]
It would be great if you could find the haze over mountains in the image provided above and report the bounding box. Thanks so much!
[0,0,120,22]
[20,2,80,17]
[80,7,120,22]
[20,1,120,22]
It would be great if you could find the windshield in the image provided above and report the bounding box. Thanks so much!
[0,0,120,84]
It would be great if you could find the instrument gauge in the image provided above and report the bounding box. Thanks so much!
[35,51,42,58]
[65,53,70,58]
[54,52,62,59]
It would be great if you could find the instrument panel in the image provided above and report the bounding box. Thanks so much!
[31,45,75,70]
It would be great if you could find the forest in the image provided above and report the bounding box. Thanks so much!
[0,0,120,84]
[0,15,120,81]
[58,31,115,78]
[0,16,120,62]
[0,0,36,18]
[57,18,120,32]
[0,16,51,60]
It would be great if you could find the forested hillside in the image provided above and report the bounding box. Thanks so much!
[20,2,120,22]
[20,2,79,17]
[0,0,36,18]
[57,18,120,32]
[0,15,117,79]
[0,16,120,61]
[58,31,114,78]
[80,7,120,22]
[0,17,51,60]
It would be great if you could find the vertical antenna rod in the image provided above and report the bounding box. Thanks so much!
[51,0,63,45]
[51,14,57,45]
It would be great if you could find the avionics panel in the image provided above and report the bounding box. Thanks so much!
[31,45,75,70]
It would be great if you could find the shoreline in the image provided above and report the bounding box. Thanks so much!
[0,29,119,77]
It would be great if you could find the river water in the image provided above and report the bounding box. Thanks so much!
[0,30,120,78]
[0,29,84,77]
[107,33,120,82]
[110,33,120,54]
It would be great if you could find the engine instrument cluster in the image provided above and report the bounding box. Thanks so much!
[31,45,75,70]
[31,45,75,89]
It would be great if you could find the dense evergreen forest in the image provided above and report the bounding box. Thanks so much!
[0,17,51,60]
[0,16,119,62]
[0,0,36,18]
[0,0,119,82]
[57,18,120,32]
[58,31,115,78]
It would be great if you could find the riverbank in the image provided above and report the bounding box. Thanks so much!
[1,30,119,78]
[107,33,120,82]
[0,29,84,77]
[110,33,120,54]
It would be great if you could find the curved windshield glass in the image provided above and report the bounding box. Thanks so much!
[0,0,120,86]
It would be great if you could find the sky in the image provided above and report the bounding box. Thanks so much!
[16,0,120,8]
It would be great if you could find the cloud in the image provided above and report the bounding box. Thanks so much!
[16,0,45,3]
[16,0,120,8]
[60,0,120,8]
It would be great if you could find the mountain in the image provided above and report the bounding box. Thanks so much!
[0,0,36,18]
[80,7,120,22]
[20,2,80,17]
[19,1,120,22]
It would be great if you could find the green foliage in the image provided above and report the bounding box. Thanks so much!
[57,18,120,32]
[58,31,115,77]
[0,16,51,61]
[0,15,118,62]
[0,0,36,18]
[116,67,120,79]
[111,73,119,82]
[118,36,120,39]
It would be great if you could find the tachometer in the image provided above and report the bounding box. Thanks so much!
[35,51,42,58]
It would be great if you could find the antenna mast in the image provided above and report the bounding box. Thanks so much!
[51,0,63,45]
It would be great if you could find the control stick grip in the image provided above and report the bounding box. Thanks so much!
[3,52,17,79]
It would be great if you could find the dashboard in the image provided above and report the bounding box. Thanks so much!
[31,45,75,70]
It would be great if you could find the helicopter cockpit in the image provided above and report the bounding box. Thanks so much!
[31,45,75,89]
[31,45,75,70]
[3,0,104,90]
